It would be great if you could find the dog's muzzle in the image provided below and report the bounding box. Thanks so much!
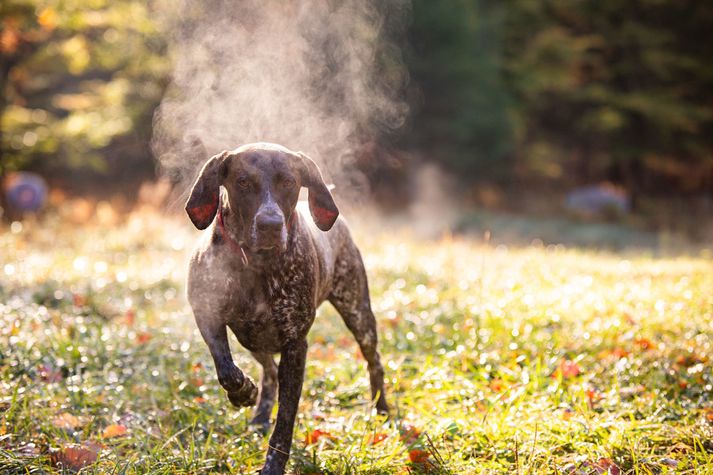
[252,208,287,251]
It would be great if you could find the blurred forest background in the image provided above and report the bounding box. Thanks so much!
[2,0,713,241]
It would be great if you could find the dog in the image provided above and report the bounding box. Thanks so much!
[185,143,388,474]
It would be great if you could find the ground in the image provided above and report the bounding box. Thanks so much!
[1,208,712,474]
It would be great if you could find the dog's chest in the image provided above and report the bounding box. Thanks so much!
[227,263,317,353]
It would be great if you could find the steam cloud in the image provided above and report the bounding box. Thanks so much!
[151,0,410,202]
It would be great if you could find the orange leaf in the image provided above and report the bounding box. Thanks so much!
[489,378,505,392]
[634,338,654,350]
[408,449,430,463]
[586,389,602,405]
[37,7,57,30]
[598,347,629,360]
[193,396,207,404]
[370,432,388,445]
[50,443,100,471]
[0,27,20,54]
[705,410,713,422]
[52,412,82,430]
[125,309,135,327]
[136,332,152,344]
[102,424,128,438]
[400,424,421,443]
[552,359,581,379]
[304,429,332,445]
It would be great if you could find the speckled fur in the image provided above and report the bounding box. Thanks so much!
[185,143,388,475]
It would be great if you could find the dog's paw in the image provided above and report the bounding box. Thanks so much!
[217,365,246,393]
[227,377,258,408]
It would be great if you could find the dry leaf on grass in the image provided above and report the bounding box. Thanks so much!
[408,448,431,463]
[102,424,128,438]
[50,442,102,471]
[52,412,82,430]
[304,429,332,445]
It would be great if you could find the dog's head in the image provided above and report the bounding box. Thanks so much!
[185,143,338,251]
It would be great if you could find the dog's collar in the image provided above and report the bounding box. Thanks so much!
[215,205,298,267]
[216,205,250,267]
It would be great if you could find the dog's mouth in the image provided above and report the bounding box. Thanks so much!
[250,230,287,253]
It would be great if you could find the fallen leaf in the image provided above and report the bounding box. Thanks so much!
[304,429,332,445]
[559,408,575,420]
[660,457,678,468]
[50,443,100,471]
[634,337,654,351]
[489,379,505,392]
[193,396,207,404]
[125,309,135,327]
[72,294,86,307]
[136,332,152,344]
[705,410,713,423]
[52,412,82,430]
[37,7,57,30]
[370,432,388,445]
[102,424,128,438]
[586,389,602,405]
[582,458,620,475]
[400,424,421,443]
[38,364,63,383]
[552,359,581,379]
[595,458,620,475]
[598,348,628,360]
[408,448,430,463]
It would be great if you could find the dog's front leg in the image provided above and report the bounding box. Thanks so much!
[260,339,307,475]
[196,318,257,407]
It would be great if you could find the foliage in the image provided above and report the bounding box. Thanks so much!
[407,0,713,193]
[407,0,513,178]
[2,0,713,200]
[0,0,168,179]
[1,213,712,473]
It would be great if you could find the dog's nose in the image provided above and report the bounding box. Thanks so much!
[255,212,283,233]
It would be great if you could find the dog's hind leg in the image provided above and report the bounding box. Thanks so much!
[329,251,389,414]
[250,351,278,429]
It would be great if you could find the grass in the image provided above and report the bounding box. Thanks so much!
[1,208,712,474]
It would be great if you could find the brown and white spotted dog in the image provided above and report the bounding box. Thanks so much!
[185,142,388,475]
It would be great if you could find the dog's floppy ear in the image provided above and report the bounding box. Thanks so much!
[296,152,339,231]
[185,152,227,230]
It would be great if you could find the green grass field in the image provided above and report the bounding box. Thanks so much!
[1,210,712,474]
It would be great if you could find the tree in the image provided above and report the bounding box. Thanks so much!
[1,0,169,216]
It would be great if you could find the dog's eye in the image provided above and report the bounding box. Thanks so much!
[236,177,250,189]
[280,177,296,188]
